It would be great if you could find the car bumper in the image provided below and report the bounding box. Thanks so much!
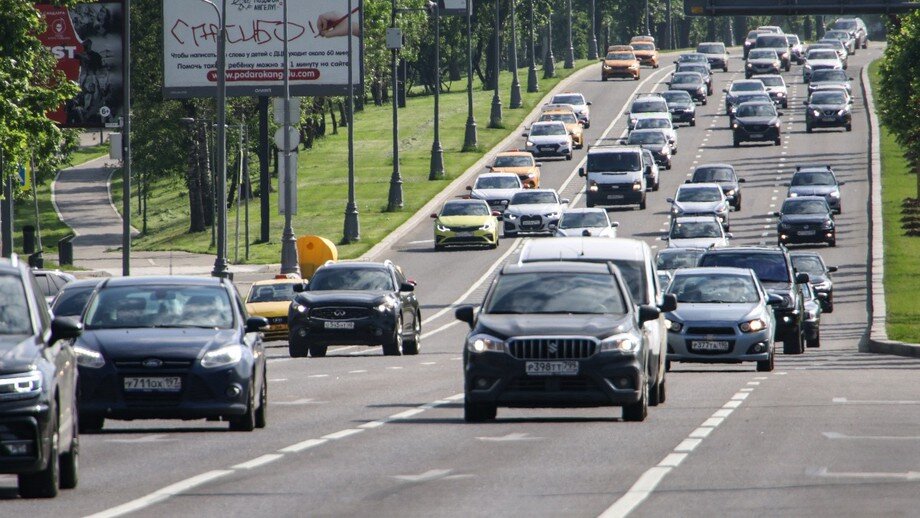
[435,228,498,247]
[670,109,695,122]
[734,126,779,142]
[525,144,571,158]
[587,187,644,207]
[0,405,53,475]
[807,114,851,128]
[464,351,644,408]
[503,217,558,235]
[603,68,640,79]
[290,313,398,347]
[707,57,727,68]
[667,329,772,363]
[260,319,289,341]
[778,228,835,244]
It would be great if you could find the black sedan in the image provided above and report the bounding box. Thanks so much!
[688,163,746,210]
[774,197,837,247]
[805,89,853,133]
[74,276,268,432]
[732,102,782,147]
[666,72,707,104]
[791,251,838,312]
[288,261,421,357]
[50,278,102,322]
[675,63,713,95]
[661,90,697,126]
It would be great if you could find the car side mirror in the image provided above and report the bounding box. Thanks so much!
[587,101,593,106]
[666,197,674,203]
[561,198,570,205]
[466,185,473,191]
[839,181,846,185]
[430,213,438,219]
[399,282,416,292]
[455,305,476,328]
[767,294,784,306]
[726,232,734,239]
[485,165,493,171]
[578,167,586,177]
[245,316,269,333]
[738,178,747,183]
[796,272,811,284]
[638,305,661,324]
[722,88,728,93]
[816,292,829,300]
[660,234,669,240]
[491,210,501,217]
[848,76,854,80]
[772,211,782,217]
[521,132,529,137]
[684,179,691,184]
[292,283,308,293]
[827,266,838,273]
[777,111,785,116]
[659,294,678,313]
[50,317,82,344]
[611,221,620,227]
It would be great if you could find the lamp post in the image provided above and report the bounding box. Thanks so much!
[588,0,598,60]
[429,1,445,179]
[509,0,522,108]
[564,0,574,69]
[644,0,651,36]
[488,0,503,128]
[526,0,538,92]
[280,0,301,271]
[463,0,478,150]
[122,0,132,275]
[343,0,360,242]
[543,8,555,78]
[388,0,403,210]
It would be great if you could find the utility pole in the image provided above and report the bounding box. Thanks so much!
[463,0,478,150]
[509,0,522,108]
[429,1,445,180]
[123,0,132,276]
[588,0,598,60]
[258,97,270,243]
[210,0,229,279]
[343,0,360,242]
[565,0,574,69]
[526,0,538,93]
[388,0,404,208]
[543,8,555,78]
[0,149,11,258]
[489,0,503,128]
[644,0,651,36]
[280,0,301,271]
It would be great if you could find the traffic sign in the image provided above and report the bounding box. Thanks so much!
[274,126,301,152]
[273,97,301,125]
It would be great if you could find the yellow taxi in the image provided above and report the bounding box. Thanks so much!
[602,47,641,81]
[630,35,655,44]
[245,278,302,341]
[539,108,585,149]
[488,151,541,189]
[631,40,660,68]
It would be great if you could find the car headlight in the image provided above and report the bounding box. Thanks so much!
[661,146,670,155]
[544,212,559,219]
[504,213,518,220]
[698,87,706,93]
[436,223,450,232]
[838,109,848,116]
[376,298,398,313]
[664,319,683,332]
[0,372,43,398]
[629,117,637,124]
[629,63,639,69]
[292,302,308,314]
[805,64,813,70]
[829,191,840,198]
[776,92,786,97]
[740,318,766,333]
[466,334,505,353]
[603,65,611,70]
[480,221,494,231]
[598,333,640,353]
[526,141,535,147]
[732,123,739,129]
[671,206,681,214]
[746,63,753,68]
[814,281,832,290]
[790,192,799,197]
[823,220,835,230]
[74,345,105,369]
[200,344,244,369]
[633,181,643,191]
[726,189,736,196]
[812,109,822,117]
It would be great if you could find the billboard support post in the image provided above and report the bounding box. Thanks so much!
[258,97,270,243]
[280,0,301,274]
[488,0,503,128]
[463,0,478,150]
[343,0,361,243]
[123,0,131,276]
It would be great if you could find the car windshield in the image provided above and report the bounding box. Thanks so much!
[511,191,556,205]
[636,118,670,130]
[749,50,777,59]
[628,132,666,145]
[441,202,490,216]
[541,113,579,124]
[737,94,772,104]
[783,199,829,214]
[788,35,800,45]
[791,171,835,186]
[677,187,721,202]
[791,255,826,274]
[552,94,584,106]
[822,40,846,51]
[247,283,296,303]
[83,285,234,330]
[699,253,790,283]
[310,268,394,291]
[476,176,520,189]
[632,43,654,51]
[530,124,566,136]
[697,44,724,53]
[51,286,96,318]
[747,31,762,39]
[494,155,533,168]
[732,82,764,92]
[588,152,642,172]
[679,54,706,62]
[662,91,692,103]
[671,220,723,239]
[833,20,858,30]
[694,167,734,182]
[606,52,635,60]
[737,104,776,117]
[678,64,707,74]
[0,274,32,335]
[485,272,626,315]
[759,76,784,86]
[656,249,705,270]
[811,70,847,82]
[558,212,608,229]
[632,101,667,113]
[758,36,788,47]
[825,31,848,40]
[672,74,700,84]
[808,50,838,60]
[668,274,760,304]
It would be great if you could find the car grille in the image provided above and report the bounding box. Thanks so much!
[113,359,193,369]
[677,212,711,218]
[509,377,594,392]
[823,109,838,116]
[686,326,736,336]
[742,124,770,133]
[310,307,372,320]
[596,183,632,193]
[811,64,835,71]
[446,225,482,232]
[508,338,597,360]
[487,199,508,208]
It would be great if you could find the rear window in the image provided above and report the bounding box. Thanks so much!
[52,286,96,317]
[757,36,788,48]
[587,151,642,172]
[699,253,790,283]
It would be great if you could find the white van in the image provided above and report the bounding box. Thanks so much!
[579,146,647,209]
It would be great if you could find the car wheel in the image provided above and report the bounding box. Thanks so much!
[566,153,573,161]
[59,410,78,490]
[702,97,708,106]
[665,359,672,372]
[586,200,595,208]
[289,337,309,358]
[402,314,421,355]
[229,383,257,432]
[255,377,267,429]
[309,345,328,357]
[806,125,813,133]
[825,297,834,314]
[774,138,781,146]
[783,328,805,355]
[464,398,497,422]
[829,239,837,247]
[756,350,775,372]
[383,317,404,356]
[846,124,852,132]
[723,65,728,72]
[634,74,641,81]
[653,178,660,192]
[19,411,60,498]
[649,374,665,406]
[434,243,445,251]
[504,230,517,238]
[782,100,788,109]
[733,138,741,148]
[665,160,672,170]
[690,118,696,127]
[785,63,791,72]
[745,73,751,79]
[639,196,647,210]
[622,374,648,422]
[78,414,104,434]
[602,76,608,82]
[807,328,821,348]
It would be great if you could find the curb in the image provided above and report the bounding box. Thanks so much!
[861,49,920,358]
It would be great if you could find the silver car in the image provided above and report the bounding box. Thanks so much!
[554,208,619,238]
[523,121,573,160]
[667,183,731,230]
[664,216,731,249]
[664,267,779,372]
[502,189,569,237]
[468,173,524,214]
[786,165,844,213]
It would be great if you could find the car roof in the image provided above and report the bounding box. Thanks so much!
[789,250,824,258]
[663,90,692,97]
[658,247,706,256]
[318,261,390,271]
[496,151,533,157]
[630,128,668,135]
[737,101,775,108]
[783,195,828,203]
[477,172,521,179]
[704,245,784,254]
[731,80,765,87]
[0,256,26,276]
[251,278,303,286]
[502,260,618,276]
[102,275,227,287]
[672,266,754,277]
[794,164,834,172]
[673,215,721,223]
[520,237,649,262]
[695,163,735,170]
[588,145,642,154]
[679,182,722,190]
[59,278,104,289]
[673,71,703,78]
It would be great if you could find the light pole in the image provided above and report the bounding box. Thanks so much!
[543,8,555,78]
[588,0,598,60]
[526,0,538,92]
[509,0,522,108]
[565,0,574,69]
[122,0,132,276]
[429,2,445,179]
[489,0,503,128]
[463,0,478,150]
[280,0,300,272]
[343,0,360,242]
[388,0,403,210]
[644,0,651,36]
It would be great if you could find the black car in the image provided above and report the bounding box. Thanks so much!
[723,79,767,115]
[666,72,707,104]
[732,102,782,147]
[288,261,421,357]
[755,34,792,71]
[675,63,713,94]
[774,197,836,247]
[0,256,82,498]
[50,278,102,322]
[675,52,712,70]
[456,261,669,422]
[74,276,268,432]
[33,269,76,305]
[699,246,811,355]
[790,251,837,313]
[661,90,697,126]
[688,163,746,210]
[745,48,782,78]
[805,90,853,133]
[801,283,824,348]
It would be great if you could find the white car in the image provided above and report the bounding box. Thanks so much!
[803,49,843,82]
[523,121,573,160]
[633,116,677,154]
[628,94,671,130]
[554,208,619,238]
[665,216,732,249]
[467,173,524,214]
[757,74,789,108]
[667,183,732,230]
[550,92,591,128]
[502,189,569,236]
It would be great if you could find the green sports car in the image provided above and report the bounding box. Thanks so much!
[432,199,500,250]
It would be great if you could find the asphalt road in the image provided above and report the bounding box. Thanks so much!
[6,44,920,518]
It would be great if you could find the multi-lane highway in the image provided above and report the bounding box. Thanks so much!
[5,44,920,517]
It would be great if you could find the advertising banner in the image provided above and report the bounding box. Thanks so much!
[163,0,364,98]
[36,1,125,128]
[440,0,470,15]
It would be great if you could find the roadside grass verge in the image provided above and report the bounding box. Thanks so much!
[68,143,109,167]
[870,60,920,342]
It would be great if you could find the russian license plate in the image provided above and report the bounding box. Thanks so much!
[690,340,730,352]
[324,321,355,330]
[123,377,182,392]
[455,231,474,237]
[607,194,624,200]
[749,133,763,139]
[521,220,540,227]
[822,116,837,122]
[798,230,816,236]
[525,361,579,376]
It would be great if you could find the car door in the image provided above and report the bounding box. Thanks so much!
[393,268,416,333]
[644,255,665,381]
[232,285,264,385]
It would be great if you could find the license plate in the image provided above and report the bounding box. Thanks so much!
[749,133,763,138]
[607,194,624,200]
[324,321,355,330]
[521,220,540,227]
[525,361,579,376]
[690,340,730,352]
[798,230,816,236]
[456,231,474,237]
[822,116,837,122]
[123,377,182,392]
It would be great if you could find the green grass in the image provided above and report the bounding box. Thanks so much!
[11,182,71,260]
[115,61,597,263]
[68,143,109,167]
[870,60,920,343]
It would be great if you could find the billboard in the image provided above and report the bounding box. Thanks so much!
[440,0,470,15]
[684,0,920,15]
[36,2,125,128]
[163,0,364,98]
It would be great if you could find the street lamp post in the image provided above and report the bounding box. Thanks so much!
[564,0,574,69]
[488,0,503,128]
[463,0,478,150]
[644,0,651,36]
[343,0,360,242]
[509,0,522,108]
[526,0,538,93]
[543,8,555,78]
[122,0,132,276]
[280,0,301,272]
[588,0,598,60]
[387,0,403,210]
[429,2,445,179]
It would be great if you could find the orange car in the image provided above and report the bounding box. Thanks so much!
[607,44,635,53]
[488,151,541,189]
[602,48,641,81]
[630,35,655,44]
[631,41,660,68]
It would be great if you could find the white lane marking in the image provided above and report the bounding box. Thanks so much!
[348,370,368,374]
[689,427,714,439]
[823,432,920,441]
[390,408,426,420]
[269,378,287,382]
[712,408,734,418]
[274,398,324,406]
[359,420,388,429]
[673,438,701,452]
[420,361,437,365]
[731,392,749,400]
[322,429,364,440]
[747,381,760,385]
[407,239,434,245]
[476,432,543,442]
[421,319,461,339]
[350,347,381,356]
[393,469,473,483]
[308,374,329,378]
[233,454,283,470]
[599,467,670,518]
[701,417,725,427]
[740,388,754,392]
[832,397,919,405]
[85,470,234,518]
[658,453,687,467]
[812,467,920,481]
[279,438,328,453]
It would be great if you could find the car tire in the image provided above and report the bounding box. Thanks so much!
[783,328,805,355]
[586,200,595,208]
[725,105,731,115]
[504,230,517,238]
[309,345,328,357]
[723,65,728,72]
[665,359,672,372]
[665,160,672,171]
[602,76,608,82]
[807,328,821,348]
[756,351,775,372]
[255,378,267,429]
[702,97,708,106]
[78,414,104,434]
[229,384,257,432]
[19,411,60,498]
[825,296,834,314]
[622,375,648,422]
[733,137,740,148]
[383,317,404,356]
[690,118,696,127]
[289,338,309,358]
[434,243,445,251]
[774,138,781,146]
[634,74,641,81]
[782,100,788,109]
[464,398,497,422]
[785,62,791,72]
[846,124,852,132]
[566,153,573,161]
[402,314,421,355]
[806,124,813,133]
[653,178,660,192]
[649,374,665,406]
[59,412,78,490]
[639,196,647,210]
[829,239,837,247]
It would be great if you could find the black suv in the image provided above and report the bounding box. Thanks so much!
[0,255,82,498]
[456,261,667,423]
[288,261,421,357]
[774,197,837,247]
[732,102,782,147]
[699,247,811,355]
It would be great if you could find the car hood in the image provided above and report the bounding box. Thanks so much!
[700,52,726,59]
[295,290,391,307]
[782,213,831,223]
[789,186,837,196]
[809,103,847,111]
[634,142,669,152]
[605,59,637,67]
[807,59,841,68]
[669,102,695,110]
[764,86,786,94]
[246,301,292,318]
[471,188,522,201]
[631,112,669,121]
[0,335,40,373]
[735,116,779,125]
[506,203,561,215]
[634,50,657,58]
[673,200,724,213]
[438,215,492,227]
[670,302,760,323]
[671,83,704,91]
[668,237,727,249]
[810,81,850,90]
[555,226,615,237]
[79,328,240,361]
[476,313,635,340]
